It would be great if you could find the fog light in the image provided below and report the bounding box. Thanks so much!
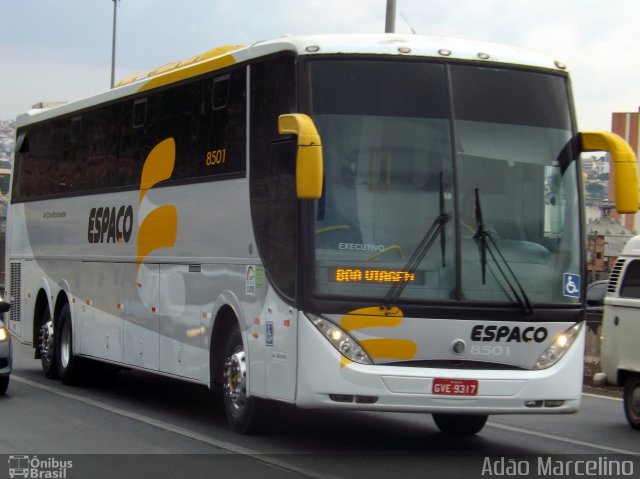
[330,394,354,403]
[355,395,379,404]
[525,400,543,408]
[544,400,565,408]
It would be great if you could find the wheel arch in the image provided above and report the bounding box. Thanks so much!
[618,369,634,387]
[53,282,72,325]
[210,303,241,387]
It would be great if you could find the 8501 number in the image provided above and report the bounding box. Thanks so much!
[206,148,226,166]
[470,345,511,356]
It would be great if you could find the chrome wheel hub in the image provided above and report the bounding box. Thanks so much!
[59,322,71,368]
[223,350,247,412]
[39,318,54,364]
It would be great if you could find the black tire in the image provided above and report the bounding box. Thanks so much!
[221,324,274,434]
[56,304,84,386]
[432,413,488,435]
[623,374,640,430]
[37,303,58,379]
[0,376,8,395]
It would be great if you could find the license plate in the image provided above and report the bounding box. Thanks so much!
[432,378,479,396]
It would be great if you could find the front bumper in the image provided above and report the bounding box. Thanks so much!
[296,316,584,414]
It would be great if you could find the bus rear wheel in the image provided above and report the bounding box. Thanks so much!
[432,413,488,435]
[624,374,640,430]
[38,303,57,379]
[56,304,84,385]
[222,324,272,434]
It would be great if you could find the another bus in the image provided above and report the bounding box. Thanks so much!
[0,160,11,198]
[0,160,11,287]
[6,34,639,435]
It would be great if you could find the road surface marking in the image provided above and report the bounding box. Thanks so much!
[12,375,341,479]
[583,392,623,402]
[487,421,638,455]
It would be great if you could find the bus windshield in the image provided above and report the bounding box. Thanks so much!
[309,58,580,307]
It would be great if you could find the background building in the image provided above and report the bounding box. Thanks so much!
[586,206,634,282]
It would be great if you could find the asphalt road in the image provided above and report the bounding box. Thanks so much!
[1,340,638,479]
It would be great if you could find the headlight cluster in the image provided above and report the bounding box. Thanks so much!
[533,322,582,370]
[308,315,372,364]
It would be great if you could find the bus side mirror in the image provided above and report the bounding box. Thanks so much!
[278,113,323,199]
[581,131,639,214]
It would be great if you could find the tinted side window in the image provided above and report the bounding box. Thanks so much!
[12,127,36,200]
[212,75,230,110]
[119,94,163,188]
[196,69,246,179]
[156,81,202,181]
[82,105,120,191]
[249,54,297,300]
[620,260,640,299]
[12,67,246,201]
[18,119,69,198]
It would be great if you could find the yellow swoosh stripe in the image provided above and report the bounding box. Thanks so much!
[340,306,403,332]
[139,138,176,204]
[136,205,178,269]
[340,356,352,369]
[360,339,417,360]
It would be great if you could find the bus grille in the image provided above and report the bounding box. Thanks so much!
[383,360,526,370]
[608,258,626,293]
[10,262,21,323]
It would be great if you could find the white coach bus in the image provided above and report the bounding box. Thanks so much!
[6,34,639,435]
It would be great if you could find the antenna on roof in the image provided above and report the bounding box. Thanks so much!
[400,13,417,34]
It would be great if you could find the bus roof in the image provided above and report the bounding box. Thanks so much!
[16,33,566,127]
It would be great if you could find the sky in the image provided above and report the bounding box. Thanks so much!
[0,0,639,131]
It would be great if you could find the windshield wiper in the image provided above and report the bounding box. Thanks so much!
[384,173,450,309]
[472,188,534,315]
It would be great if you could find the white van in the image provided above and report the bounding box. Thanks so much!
[595,235,640,429]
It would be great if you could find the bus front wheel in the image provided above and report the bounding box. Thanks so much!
[222,324,272,434]
[624,374,640,430]
[432,413,488,435]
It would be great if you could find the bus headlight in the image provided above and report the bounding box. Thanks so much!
[533,322,582,370]
[0,324,8,342]
[307,315,372,365]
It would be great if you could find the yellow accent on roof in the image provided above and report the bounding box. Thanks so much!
[115,45,244,90]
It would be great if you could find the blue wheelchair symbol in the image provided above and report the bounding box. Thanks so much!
[563,273,581,298]
[266,322,274,346]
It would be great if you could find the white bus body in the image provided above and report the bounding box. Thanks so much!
[6,34,638,435]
